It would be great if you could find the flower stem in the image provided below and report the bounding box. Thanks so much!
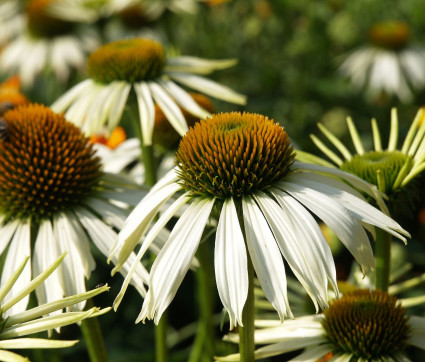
[127,103,168,361]
[80,300,109,362]
[141,143,157,186]
[239,256,255,362]
[155,311,169,362]
[188,241,215,362]
[375,228,392,292]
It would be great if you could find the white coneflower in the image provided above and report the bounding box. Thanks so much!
[221,290,425,361]
[0,0,99,87]
[299,107,425,217]
[110,111,409,328]
[0,253,110,360]
[51,37,246,144]
[0,103,148,314]
[340,21,425,102]
[0,0,25,47]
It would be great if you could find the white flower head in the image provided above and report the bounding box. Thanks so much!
[0,253,110,361]
[299,107,425,217]
[51,37,247,145]
[220,289,425,361]
[110,112,409,329]
[0,0,99,88]
[340,21,425,103]
[0,103,149,315]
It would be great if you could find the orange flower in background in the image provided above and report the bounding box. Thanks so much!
[90,126,127,149]
[0,76,29,114]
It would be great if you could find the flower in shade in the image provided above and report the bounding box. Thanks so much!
[298,107,425,217]
[0,103,149,314]
[51,37,246,144]
[220,290,425,361]
[46,0,203,23]
[340,21,425,102]
[0,0,99,87]
[0,0,25,47]
[0,253,110,361]
[110,112,409,328]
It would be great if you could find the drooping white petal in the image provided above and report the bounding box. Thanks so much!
[287,173,409,242]
[75,208,148,298]
[408,316,425,350]
[242,197,291,321]
[215,198,248,329]
[85,81,129,135]
[158,79,211,119]
[168,72,247,105]
[165,56,238,74]
[0,219,19,255]
[149,82,189,138]
[292,161,382,200]
[134,82,155,146]
[51,79,93,112]
[111,181,182,270]
[33,220,63,309]
[140,198,215,324]
[256,190,337,311]
[53,214,87,310]
[1,221,31,317]
[279,179,375,274]
[64,82,103,129]
[113,193,190,310]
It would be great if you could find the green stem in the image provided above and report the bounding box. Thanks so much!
[155,311,169,362]
[375,228,392,292]
[80,300,109,362]
[128,104,167,361]
[141,143,157,186]
[188,241,215,362]
[239,256,255,362]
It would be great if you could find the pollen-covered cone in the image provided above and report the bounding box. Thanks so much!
[51,38,246,144]
[219,290,425,361]
[110,112,409,328]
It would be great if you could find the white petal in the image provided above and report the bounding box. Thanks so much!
[149,82,189,138]
[33,220,63,309]
[168,72,247,105]
[256,190,337,311]
[0,219,19,255]
[280,179,375,274]
[288,173,409,242]
[1,221,31,317]
[140,198,215,324]
[242,197,291,320]
[408,316,425,350]
[53,214,87,310]
[113,192,190,310]
[165,56,238,74]
[134,82,155,146]
[111,182,182,270]
[293,161,381,199]
[215,198,248,329]
[158,79,211,119]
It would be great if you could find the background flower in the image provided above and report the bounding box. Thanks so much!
[0,103,148,314]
